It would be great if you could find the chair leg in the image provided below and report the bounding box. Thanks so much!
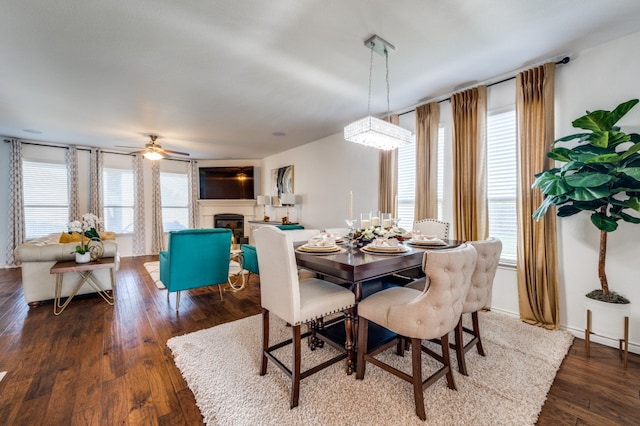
[454,318,468,376]
[441,333,456,390]
[291,324,302,408]
[411,337,426,421]
[218,284,224,300]
[175,291,181,313]
[355,317,369,380]
[472,311,485,356]
[260,308,269,376]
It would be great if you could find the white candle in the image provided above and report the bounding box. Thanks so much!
[361,219,371,229]
[382,219,391,228]
[372,216,380,227]
[349,191,353,221]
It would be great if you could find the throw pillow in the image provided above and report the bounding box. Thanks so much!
[59,232,83,243]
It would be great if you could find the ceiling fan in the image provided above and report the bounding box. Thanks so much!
[117,135,190,160]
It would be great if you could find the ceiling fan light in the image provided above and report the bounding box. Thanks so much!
[143,150,164,161]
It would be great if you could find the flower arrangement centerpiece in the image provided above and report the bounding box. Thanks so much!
[67,213,103,263]
[350,225,407,247]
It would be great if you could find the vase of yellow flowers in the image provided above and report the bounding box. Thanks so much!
[67,213,103,263]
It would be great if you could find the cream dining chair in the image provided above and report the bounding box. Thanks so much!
[254,226,356,409]
[356,244,477,421]
[412,218,450,240]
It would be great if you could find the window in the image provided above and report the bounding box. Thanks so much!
[397,140,416,229]
[23,160,69,239]
[487,109,517,264]
[436,126,445,220]
[160,171,189,232]
[397,126,446,229]
[103,167,134,233]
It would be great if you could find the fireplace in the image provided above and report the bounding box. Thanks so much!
[214,213,247,244]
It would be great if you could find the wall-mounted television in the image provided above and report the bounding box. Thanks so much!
[199,166,255,200]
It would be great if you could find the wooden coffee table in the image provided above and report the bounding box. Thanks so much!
[49,257,116,315]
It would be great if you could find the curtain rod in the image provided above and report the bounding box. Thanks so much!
[398,56,570,116]
[3,138,192,163]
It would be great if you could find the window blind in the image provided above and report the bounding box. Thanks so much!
[160,171,189,232]
[397,141,416,229]
[103,167,134,234]
[487,109,517,264]
[23,160,69,239]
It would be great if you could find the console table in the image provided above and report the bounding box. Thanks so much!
[49,257,116,315]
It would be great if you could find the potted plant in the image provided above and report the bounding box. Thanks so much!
[67,213,103,263]
[532,99,639,342]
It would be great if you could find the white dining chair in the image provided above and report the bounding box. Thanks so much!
[254,226,356,408]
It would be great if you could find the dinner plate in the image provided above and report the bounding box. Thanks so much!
[361,244,409,254]
[407,239,447,246]
[296,244,341,253]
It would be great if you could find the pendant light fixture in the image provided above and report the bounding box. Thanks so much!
[344,34,413,150]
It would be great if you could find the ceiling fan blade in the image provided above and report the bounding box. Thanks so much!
[162,149,190,156]
[115,145,145,149]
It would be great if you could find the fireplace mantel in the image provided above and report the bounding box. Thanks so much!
[197,199,258,238]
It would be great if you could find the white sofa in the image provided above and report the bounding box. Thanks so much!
[15,233,119,307]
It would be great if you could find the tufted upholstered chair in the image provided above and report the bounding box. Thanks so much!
[254,226,356,409]
[412,218,450,240]
[453,237,502,375]
[356,244,477,421]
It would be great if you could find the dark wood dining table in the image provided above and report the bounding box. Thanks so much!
[295,240,462,374]
[295,240,462,301]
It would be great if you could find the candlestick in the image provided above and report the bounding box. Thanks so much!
[372,216,380,227]
[349,191,353,221]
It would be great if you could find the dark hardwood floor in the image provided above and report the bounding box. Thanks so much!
[0,256,638,425]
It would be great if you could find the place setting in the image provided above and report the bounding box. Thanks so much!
[360,237,410,256]
[295,234,344,255]
[405,230,448,247]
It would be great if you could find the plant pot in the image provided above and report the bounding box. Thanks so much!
[75,252,91,264]
[584,296,631,340]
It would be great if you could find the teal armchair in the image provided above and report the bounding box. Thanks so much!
[160,228,232,312]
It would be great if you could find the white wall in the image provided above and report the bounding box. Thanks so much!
[261,132,379,230]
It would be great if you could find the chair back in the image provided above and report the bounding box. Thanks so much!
[413,218,450,239]
[465,238,502,313]
[282,229,322,243]
[159,228,232,292]
[254,226,301,324]
[388,244,476,339]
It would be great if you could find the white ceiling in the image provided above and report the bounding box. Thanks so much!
[2,0,639,160]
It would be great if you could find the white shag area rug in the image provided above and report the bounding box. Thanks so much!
[143,261,165,289]
[167,311,573,425]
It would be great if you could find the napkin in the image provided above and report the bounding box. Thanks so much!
[370,237,400,247]
[306,235,337,247]
[411,234,445,244]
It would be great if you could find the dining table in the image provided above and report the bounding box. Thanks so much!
[294,238,463,374]
[294,239,462,302]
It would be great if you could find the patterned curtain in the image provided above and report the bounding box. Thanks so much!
[516,62,559,329]
[89,148,104,229]
[378,114,399,216]
[66,145,80,221]
[151,161,164,254]
[6,139,25,266]
[132,154,146,255]
[188,160,199,228]
[414,102,440,220]
[451,85,489,241]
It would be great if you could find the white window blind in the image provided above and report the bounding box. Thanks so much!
[397,141,416,229]
[160,171,189,232]
[23,160,69,239]
[487,109,517,264]
[103,167,134,234]
[436,126,444,221]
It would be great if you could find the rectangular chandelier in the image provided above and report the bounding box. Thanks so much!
[344,115,413,150]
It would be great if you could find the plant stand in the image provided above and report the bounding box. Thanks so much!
[585,308,629,368]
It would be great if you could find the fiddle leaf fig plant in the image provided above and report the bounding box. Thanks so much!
[533,99,640,304]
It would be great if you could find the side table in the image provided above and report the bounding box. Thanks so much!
[226,249,248,292]
[49,257,116,315]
